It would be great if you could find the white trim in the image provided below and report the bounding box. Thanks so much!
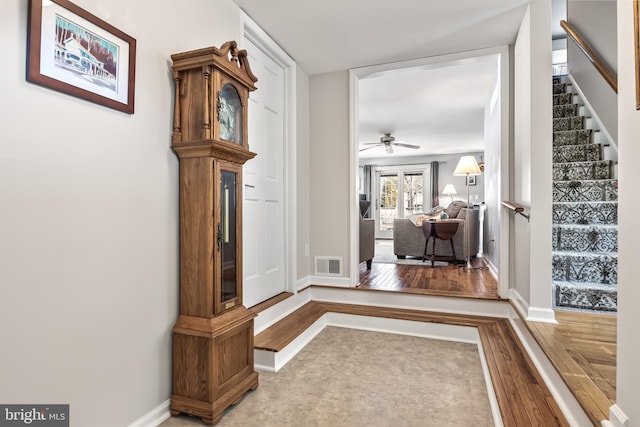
[349,45,512,297]
[310,286,511,318]
[307,276,352,288]
[253,288,312,334]
[510,288,557,323]
[606,404,629,427]
[527,306,558,323]
[296,276,311,291]
[567,74,617,153]
[508,308,591,427]
[476,336,505,427]
[240,12,298,295]
[349,69,360,287]
[254,316,327,372]
[126,399,170,427]
[497,45,511,300]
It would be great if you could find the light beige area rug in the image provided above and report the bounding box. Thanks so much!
[162,327,494,427]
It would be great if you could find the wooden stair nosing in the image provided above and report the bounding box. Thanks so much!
[253,301,327,352]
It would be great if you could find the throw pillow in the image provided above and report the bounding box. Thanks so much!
[445,201,468,218]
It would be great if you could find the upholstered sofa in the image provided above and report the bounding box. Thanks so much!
[393,202,479,261]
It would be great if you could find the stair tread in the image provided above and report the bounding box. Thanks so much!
[552,250,618,258]
[552,223,618,229]
[553,280,617,289]
[553,200,618,204]
[254,302,327,352]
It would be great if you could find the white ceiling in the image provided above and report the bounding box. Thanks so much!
[232,0,531,158]
[357,56,498,159]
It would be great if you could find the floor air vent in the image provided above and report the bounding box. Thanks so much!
[314,256,342,276]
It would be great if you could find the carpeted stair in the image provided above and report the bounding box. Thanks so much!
[552,78,618,312]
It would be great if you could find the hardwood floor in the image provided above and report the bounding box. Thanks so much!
[358,258,501,300]
[525,310,617,426]
[357,256,617,426]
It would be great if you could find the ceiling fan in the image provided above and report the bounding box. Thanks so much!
[360,133,420,154]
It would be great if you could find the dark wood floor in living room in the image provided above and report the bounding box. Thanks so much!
[358,258,501,300]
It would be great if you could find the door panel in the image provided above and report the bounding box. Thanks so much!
[242,38,286,307]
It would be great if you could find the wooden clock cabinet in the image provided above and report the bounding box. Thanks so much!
[169,41,258,425]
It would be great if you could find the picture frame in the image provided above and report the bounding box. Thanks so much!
[467,175,477,186]
[27,0,136,114]
[635,0,640,109]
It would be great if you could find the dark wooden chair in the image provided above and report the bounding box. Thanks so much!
[422,220,459,266]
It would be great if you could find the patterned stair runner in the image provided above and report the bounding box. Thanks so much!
[552,78,617,312]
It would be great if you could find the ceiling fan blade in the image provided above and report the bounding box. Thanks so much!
[394,142,420,149]
[359,145,379,152]
[362,142,380,145]
[385,144,394,154]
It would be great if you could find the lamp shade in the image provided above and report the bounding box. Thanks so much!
[442,184,457,196]
[453,156,482,176]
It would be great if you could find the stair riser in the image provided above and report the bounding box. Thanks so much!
[553,104,578,118]
[552,227,617,252]
[554,284,617,312]
[553,83,567,95]
[553,145,601,163]
[552,254,617,285]
[554,116,585,132]
[553,181,618,203]
[553,130,592,146]
[553,203,618,225]
[553,93,573,105]
[553,162,611,181]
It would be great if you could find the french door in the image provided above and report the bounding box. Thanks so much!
[373,165,429,239]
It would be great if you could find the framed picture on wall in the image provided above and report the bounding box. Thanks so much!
[467,175,477,186]
[635,0,640,109]
[27,0,137,113]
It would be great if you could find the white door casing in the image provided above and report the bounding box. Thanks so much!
[241,14,297,307]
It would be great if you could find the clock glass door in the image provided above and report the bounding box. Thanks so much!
[218,84,242,144]
[220,169,237,303]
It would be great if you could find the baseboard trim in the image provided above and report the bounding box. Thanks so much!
[527,306,558,323]
[295,276,311,291]
[508,309,591,427]
[604,404,629,427]
[127,399,170,427]
[308,275,352,288]
[509,289,557,323]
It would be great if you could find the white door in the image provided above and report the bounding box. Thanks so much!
[242,38,287,307]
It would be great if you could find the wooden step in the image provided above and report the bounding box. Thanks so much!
[254,301,327,352]
[249,292,294,314]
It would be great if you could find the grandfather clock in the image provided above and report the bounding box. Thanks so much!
[169,41,258,425]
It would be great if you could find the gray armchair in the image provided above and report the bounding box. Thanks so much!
[359,201,375,269]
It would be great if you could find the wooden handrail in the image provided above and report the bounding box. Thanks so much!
[560,20,617,93]
[502,201,530,222]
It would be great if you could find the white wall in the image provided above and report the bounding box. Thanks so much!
[567,0,618,143]
[615,1,640,424]
[309,71,350,275]
[0,1,244,425]
[513,2,554,316]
